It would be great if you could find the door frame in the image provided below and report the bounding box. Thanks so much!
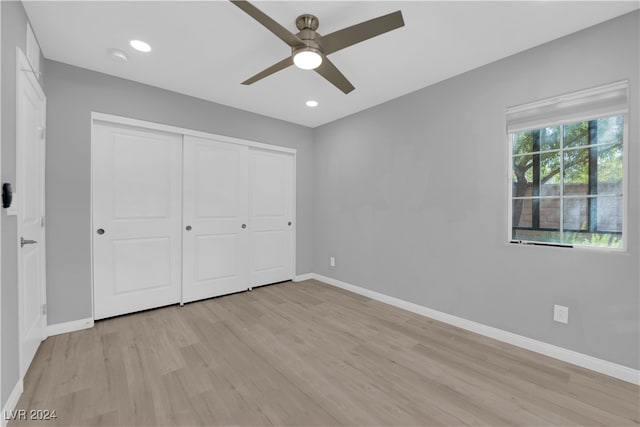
[1,3,3,401]
[90,113,297,317]
[16,47,47,377]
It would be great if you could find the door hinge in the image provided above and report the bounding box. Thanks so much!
[42,303,47,316]
[38,126,46,140]
[41,216,45,228]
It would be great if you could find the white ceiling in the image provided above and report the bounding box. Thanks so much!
[24,1,639,128]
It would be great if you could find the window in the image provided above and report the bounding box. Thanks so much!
[507,82,628,249]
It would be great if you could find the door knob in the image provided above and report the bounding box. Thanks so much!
[96,228,105,235]
[241,224,247,229]
[20,237,37,247]
[186,225,192,231]
[288,221,292,226]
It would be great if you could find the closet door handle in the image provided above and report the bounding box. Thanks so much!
[185,225,192,231]
[241,224,247,229]
[20,237,38,247]
[96,228,105,235]
[288,221,292,226]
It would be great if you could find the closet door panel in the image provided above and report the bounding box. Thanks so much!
[182,136,249,303]
[249,149,294,287]
[93,123,182,319]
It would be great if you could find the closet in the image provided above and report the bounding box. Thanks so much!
[92,119,294,320]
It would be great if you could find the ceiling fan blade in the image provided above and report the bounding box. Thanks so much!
[318,10,405,55]
[230,0,304,48]
[242,57,294,85]
[315,57,355,94]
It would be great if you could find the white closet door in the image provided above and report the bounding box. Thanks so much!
[249,149,294,287]
[182,136,249,303]
[92,123,182,320]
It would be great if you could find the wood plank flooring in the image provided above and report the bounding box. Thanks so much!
[10,279,640,426]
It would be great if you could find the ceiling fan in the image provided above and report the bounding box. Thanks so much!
[230,0,405,94]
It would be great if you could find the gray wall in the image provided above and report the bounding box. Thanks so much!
[42,60,314,325]
[1,0,43,408]
[5,6,638,406]
[312,11,639,369]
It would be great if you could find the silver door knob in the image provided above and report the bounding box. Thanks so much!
[241,224,247,229]
[20,237,37,247]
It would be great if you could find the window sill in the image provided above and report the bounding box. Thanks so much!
[507,240,628,254]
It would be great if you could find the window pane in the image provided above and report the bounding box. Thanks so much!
[562,196,622,248]
[563,148,589,195]
[597,116,623,145]
[512,155,533,196]
[540,198,560,231]
[512,131,533,155]
[563,230,622,248]
[512,199,532,228]
[563,121,589,148]
[597,196,623,233]
[540,152,560,196]
[563,198,588,231]
[564,233,622,248]
[597,143,622,195]
[540,126,560,151]
[563,144,622,196]
[512,197,561,244]
[513,229,561,244]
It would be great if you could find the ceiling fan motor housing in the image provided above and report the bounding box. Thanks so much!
[296,14,319,31]
[293,14,323,59]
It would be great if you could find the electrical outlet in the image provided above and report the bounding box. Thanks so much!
[330,256,335,267]
[553,304,569,324]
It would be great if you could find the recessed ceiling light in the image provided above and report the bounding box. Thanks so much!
[109,49,128,62]
[306,100,318,107]
[130,39,151,53]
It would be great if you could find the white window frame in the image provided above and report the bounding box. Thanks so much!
[506,81,629,251]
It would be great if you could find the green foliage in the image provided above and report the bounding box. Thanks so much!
[563,231,622,248]
[597,144,623,182]
[512,116,623,188]
[563,121,589,148]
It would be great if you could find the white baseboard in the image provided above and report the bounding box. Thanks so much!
[293,273,313,282]
[1,379,23,427]
[47,317,94,337]
[312,273,640,385]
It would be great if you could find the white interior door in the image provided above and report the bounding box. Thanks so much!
[182,136,248,303]
[16,50,47,377]
[92,122,182,320]
[249,149,294,287]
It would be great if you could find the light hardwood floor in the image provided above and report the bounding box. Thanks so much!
[10,279,640,426]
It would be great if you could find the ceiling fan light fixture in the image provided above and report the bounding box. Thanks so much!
[293,48,322,70]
